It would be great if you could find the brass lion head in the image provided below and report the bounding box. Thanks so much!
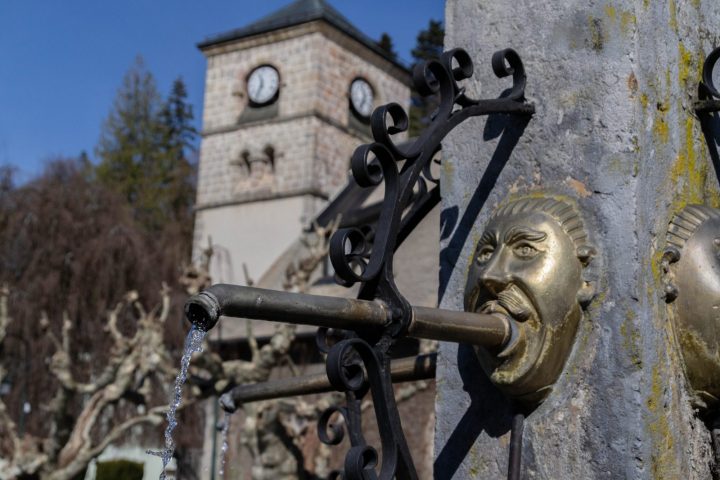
[465,196,596,405]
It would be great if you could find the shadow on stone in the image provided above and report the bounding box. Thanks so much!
[438,113,531,300]
[433,344,514,480]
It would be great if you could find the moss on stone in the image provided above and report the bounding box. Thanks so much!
[621,309,642,369]
[646,363,677,478]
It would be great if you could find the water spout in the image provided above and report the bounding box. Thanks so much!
[185,284,514,350]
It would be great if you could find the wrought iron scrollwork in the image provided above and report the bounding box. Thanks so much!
[321,47,534,479]
[695,47,720,183]
[696,46,720,113]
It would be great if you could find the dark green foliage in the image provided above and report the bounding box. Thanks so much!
[96,459,144,480]
[409,20,445,137]
[95,57,197,238]
[377,33,397,60]
[410,20,444,64]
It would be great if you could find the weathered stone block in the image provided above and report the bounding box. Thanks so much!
[436,1,720,478]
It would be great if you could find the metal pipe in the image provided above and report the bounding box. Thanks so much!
[409,306,509,349]
[185,284,388,332]
[220,353,437,412]
[185,284,513,348]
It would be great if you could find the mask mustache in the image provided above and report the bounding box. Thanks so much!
[481,285,533,321]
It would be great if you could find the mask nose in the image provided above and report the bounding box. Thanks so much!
[479,254,511,295]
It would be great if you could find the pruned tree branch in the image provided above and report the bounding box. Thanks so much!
[0,282,186,480]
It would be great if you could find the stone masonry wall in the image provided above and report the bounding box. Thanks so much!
[196,23,410,209]
[435,1,720,479]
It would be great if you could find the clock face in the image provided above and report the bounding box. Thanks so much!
[350,78,374,119]
[247,65,280,106]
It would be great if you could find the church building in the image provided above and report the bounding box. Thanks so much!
[193,0,411,287]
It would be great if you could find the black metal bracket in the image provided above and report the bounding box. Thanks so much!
[695,46,720,113]
[320,48,534,480]
[694,47,720,189]
[187,47,534,480]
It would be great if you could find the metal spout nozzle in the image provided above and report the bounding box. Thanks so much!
[185,284,515,350]
[185,291,221,331]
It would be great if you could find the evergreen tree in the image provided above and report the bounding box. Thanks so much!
[410,20,444,64]
[409,20,445,136]
[157,78,197,235]
[95,58,197,236]
[377,32,397,60]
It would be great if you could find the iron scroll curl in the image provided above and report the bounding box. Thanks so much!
[701,46,720,100]
[321,48,533,480]
[696,46,720,114]
[184,48,534,480]
[329,47,532,332]
[326,338,415,480]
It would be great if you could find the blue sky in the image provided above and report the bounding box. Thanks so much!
[0,1,444,184]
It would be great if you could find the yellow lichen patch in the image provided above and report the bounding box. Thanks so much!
[646,363,677,478]
[653,117,669,144]
[604,4,617,21]
[678,43,694,88]
[650,247,666,291]
[697,50,707,84]
[668,0,677,32]
[621,309,642,368]
[619,11,636,33]
[640,93,649,111]
[603,5,635,35]
[668,117,707,210]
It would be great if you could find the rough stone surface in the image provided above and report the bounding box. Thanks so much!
[435,1,720,478]
[197,24,410,209]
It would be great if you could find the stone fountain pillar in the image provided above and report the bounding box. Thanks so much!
[435,1,720,478]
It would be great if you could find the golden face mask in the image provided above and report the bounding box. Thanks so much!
[664,205,720,410]
[464,196,595,404]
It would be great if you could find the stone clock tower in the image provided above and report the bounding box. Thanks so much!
[194,0,411,284]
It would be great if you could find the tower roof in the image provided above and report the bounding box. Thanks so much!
[197,0,408,72]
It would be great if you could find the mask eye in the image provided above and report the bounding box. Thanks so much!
[476,246,494,264]
[514,243,539,259]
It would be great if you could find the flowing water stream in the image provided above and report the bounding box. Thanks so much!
[218,410,232,478]
[147,325,206,479]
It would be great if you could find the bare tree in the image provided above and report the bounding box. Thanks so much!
[0,284,184,480]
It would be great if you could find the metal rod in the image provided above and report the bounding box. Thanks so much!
[507,412,525,480]
[185,285,513,349]
[220,353,437,412]
[185,284,388,332]
[409,306,509,349]
[695,99,720,113]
